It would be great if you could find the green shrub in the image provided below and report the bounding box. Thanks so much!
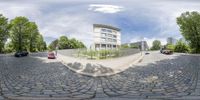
[166,44,175,51]
[174,41,189,53]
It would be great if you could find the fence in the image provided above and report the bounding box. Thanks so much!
[58,48,140,59]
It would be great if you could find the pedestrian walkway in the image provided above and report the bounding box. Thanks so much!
[57,52,143,76]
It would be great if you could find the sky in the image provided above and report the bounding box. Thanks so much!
[0,0,200,47]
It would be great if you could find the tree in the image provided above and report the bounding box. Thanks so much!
[58,36,71,49]
[177,11,200,53]
[4,40,14,53]
[150,40,161,50]
[70,38,79,48]
[78,41,85,48]
[37,34,46,51]
[27,22,39,52]
[0,14,10,53]
[174,40,189,53]
[10,17,30,52]
[48,39,58,51]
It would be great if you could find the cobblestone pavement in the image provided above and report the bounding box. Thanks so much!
[0,52,200,100]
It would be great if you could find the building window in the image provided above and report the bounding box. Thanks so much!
[112,39,117,42]
[107,29,112,33]
[101,28,112,33]
[101,38,106,42]
[107,38,112,42]
[101,33,106,37]
[113,35,117,38]
[108,34,112,37]
[101,28,107,32]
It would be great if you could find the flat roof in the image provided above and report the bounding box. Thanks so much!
[93,24,121,31]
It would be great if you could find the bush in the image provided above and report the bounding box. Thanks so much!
[174,41,189,53]
[166,44,175,51]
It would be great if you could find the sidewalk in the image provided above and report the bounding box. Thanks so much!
[57,52,144,76]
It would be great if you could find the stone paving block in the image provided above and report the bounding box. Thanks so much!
[0,52,200,99]
[0,96,4,100]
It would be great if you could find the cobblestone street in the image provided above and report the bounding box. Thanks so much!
[0,52,200,100]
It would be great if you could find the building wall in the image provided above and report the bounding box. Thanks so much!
[167,37,177,45]
[93,24,121,50]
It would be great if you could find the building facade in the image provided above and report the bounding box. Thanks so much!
[92,24,121,50]
[122,41,149,51]
[167,37,177,45]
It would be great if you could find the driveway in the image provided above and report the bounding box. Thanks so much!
[0,52,200,100]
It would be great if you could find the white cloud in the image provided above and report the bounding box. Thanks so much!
[88,4,124,13]
[1,0,200,48]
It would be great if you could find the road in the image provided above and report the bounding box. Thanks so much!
[0,52,200,100]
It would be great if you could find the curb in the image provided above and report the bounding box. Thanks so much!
[57,53,144,77]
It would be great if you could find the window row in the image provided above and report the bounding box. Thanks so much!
[101,38,117,42]
[101,33,117,38]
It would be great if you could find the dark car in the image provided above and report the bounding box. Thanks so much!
[160,48,173,55]
[48,52,56,59]
[14,51,29,57]
[145,52,150,55]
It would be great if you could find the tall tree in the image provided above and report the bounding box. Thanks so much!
[70,38,79,48]
[58,36,71,49]
[48,39,58,50]
[37,34,46,51]
[151,40,161,50]
[27,22,39,52]
[10,17,30,52]
[177,11,200,53]
[0,14,10,53]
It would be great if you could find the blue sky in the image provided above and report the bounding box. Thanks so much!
[1,0,200,47]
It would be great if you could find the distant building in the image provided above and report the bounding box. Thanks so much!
[167,37,177,45]
[179,38,189,45]
[92,24,121,50]
[122,41,149,51]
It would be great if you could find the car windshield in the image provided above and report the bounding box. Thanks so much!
[0,0,200,100]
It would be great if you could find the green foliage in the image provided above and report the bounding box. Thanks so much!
[48,39,58,51]
[50,36,85,51]
[37,34,47,51]
[27,22,39,52]
[166,44,175,51]
[80,49,120,59]
[58,36,70,49]
[174,40,189,53]
[69,38,85,49]
[121,44,129,49]
[10,17,30,52]
[150,40,161,50]
[177,11,200,53]
[9,16,46,52]
[0,14,10,53]
[130,44,139,49]
[4,40,14,53]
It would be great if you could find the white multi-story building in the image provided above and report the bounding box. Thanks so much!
[92,24,121,50]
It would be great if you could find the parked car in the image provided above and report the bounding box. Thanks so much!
[160,48,173,55]
[48,52,56,59]
[14,51,29,57]
[145,52,150,55]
